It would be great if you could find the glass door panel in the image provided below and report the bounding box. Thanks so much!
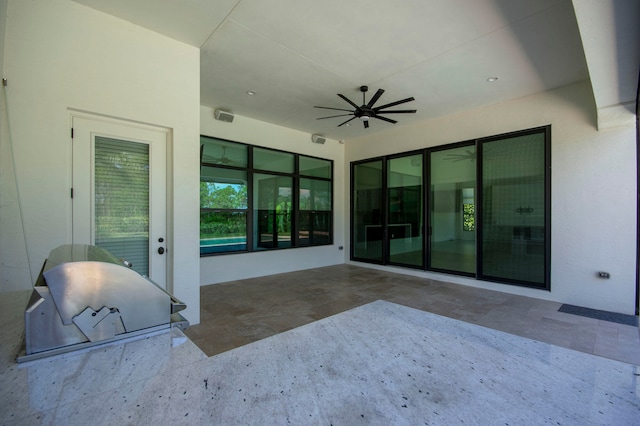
[480,132,547,287]
[352,160,384,262]
[94,137,150,276]
[299,178,331,246]
[388,154,424,267]
[253,174,293,249]
[429,145,476,274]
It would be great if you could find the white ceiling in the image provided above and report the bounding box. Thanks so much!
[71,0,605,140]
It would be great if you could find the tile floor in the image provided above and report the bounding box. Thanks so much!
[184,264,640,365]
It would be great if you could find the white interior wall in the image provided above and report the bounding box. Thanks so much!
[346,80,637,315]
[200,106,346,285]
[0,0,201,324]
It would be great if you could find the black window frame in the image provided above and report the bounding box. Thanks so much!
[200,135,334,256]
[350,125,551,290]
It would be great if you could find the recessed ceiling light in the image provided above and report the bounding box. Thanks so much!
[246,90,256,96]
[486,77,499,82]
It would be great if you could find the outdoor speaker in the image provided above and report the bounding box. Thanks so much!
[214,109,234,123]
[311,134,326,144]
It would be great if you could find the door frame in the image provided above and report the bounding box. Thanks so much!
[70,111,170,288]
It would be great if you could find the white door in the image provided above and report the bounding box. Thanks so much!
[71,114,168,289]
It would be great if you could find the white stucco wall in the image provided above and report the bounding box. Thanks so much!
[345,81,637,315]
[0,0,201,324]
[199,106,346,285]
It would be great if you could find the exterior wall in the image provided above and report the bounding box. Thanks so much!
[345,81,637,315]
[0,0,201,324]
[199,106,346,285]
[1,1,634,320]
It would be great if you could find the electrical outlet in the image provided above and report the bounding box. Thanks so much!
[597,271,610,279]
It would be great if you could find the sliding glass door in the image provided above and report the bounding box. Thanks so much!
[351,125,550,290]
[478,129,550,288]
[429,144,476,274]
[388,153,424,267]
[352,159,384,262]
[352,154,424,268]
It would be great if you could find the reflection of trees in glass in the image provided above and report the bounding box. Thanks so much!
[463,203,475,231]
[275,188,292,235]
[200,182,247,209]
[200,211,246,239]
[200,182,247,239]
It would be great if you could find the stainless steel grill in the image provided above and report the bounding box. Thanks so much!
[18,244,188,362]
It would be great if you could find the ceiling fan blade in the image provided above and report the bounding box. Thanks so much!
[338,116,357,127]
[374,97,415,111]
[338,94,360,110]
[366,89,385,108]
[372,115,397,124]
[317,113,354,120]
[363,120,369,129]
[376,109,416,114]
[314,106,354,112]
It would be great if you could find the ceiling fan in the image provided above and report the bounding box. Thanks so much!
[444,149,476,162]
[314,85,416,129]
[200,145,240,166]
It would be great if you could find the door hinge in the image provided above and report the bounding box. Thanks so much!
[71,128,74,139]
[70,188,74,199]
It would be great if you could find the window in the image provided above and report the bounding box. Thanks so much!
[200,167,248,254]
[200,136,333,255]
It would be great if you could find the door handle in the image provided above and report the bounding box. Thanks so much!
[158,247,165,255]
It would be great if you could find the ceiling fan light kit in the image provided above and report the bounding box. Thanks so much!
[315,85,416,129]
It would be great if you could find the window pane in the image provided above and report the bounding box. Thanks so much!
[200,137,247,168]
[388,154,423,267]
[200,167,248,209]
[200,167,247,255]
[254,173,293,249]
[429,145,476,274]
[94,137,149,276]
[200,211,247,254]
[353,160,383,261]
[253,147,294,173]
[481,132,546,285]
[300,156,331,179]
[299,178,332,246]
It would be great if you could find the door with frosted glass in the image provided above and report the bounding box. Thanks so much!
[71,115,168,288]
